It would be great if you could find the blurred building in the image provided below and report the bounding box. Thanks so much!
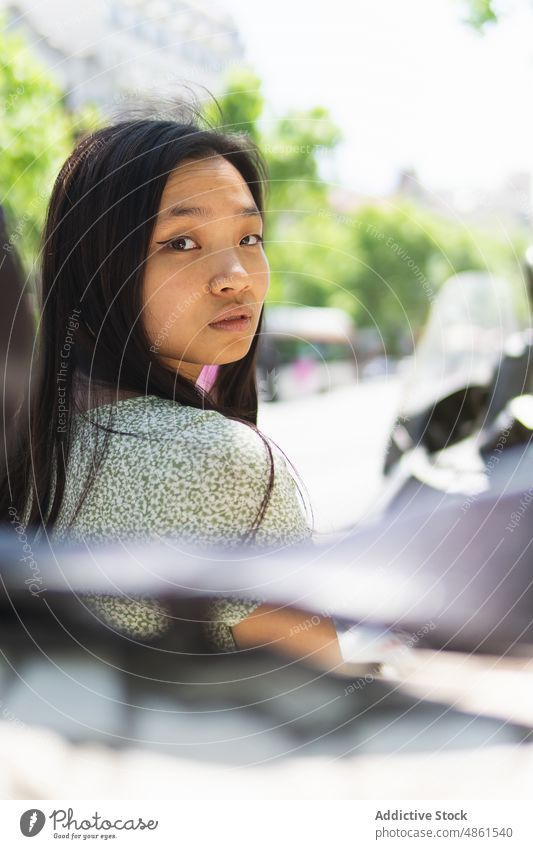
[394,166,532,230]
[2,0,244,112]
[329,167,532,231]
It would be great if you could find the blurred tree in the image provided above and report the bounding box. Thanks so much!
[458,0,533,30]
[202,66,263,143]
[261,107,344,307]
[335,200,526,351]
[0,16,99,278]
[459,0,499,30]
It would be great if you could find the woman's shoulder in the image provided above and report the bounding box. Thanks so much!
[73,394,293,490]
[83,394,257,444]
[65,394,311,547]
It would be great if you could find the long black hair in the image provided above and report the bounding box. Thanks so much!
[1,116,310,541]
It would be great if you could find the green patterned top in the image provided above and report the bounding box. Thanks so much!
[51,395,312,651]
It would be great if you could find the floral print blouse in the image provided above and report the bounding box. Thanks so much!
[51,395,312,651]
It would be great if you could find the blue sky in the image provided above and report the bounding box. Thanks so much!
[221,0,533,197]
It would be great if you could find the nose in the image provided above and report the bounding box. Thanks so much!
[208,253,252,295]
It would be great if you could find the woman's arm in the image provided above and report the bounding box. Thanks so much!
[231,603,343,670]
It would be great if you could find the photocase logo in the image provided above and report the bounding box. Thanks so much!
[20,809,46,836]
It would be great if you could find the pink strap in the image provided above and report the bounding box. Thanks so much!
[196,364,219,392]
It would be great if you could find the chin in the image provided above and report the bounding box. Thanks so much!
[215,341,253,362]
[218,349,252,366]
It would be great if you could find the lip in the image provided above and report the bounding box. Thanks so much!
[209,306,254,324]
[208,306,254,332]
[208,316,252,332]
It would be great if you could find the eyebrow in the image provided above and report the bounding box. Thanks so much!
[160,203,262,222]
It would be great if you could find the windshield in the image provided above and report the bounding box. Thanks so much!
[400,272,519,415]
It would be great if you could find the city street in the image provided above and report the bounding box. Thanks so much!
[258,376,402,536]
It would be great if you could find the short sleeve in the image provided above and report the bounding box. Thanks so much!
[146,411,313,551]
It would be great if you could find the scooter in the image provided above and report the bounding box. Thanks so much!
[380,264,533,517]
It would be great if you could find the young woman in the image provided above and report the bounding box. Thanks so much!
[2,116,342,667]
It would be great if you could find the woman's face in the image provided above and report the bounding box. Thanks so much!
[143,154,269,382]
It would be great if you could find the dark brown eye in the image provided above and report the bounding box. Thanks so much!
[240,234,263,246]
[168,236,197,251]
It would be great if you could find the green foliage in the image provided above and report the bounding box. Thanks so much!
[260,107,343,305]
[459,0,499,30]
[265,208,353,309]
[263,107,342,208]
[0,16,100,277]
[328,200,526,350]
[202,66,264,142]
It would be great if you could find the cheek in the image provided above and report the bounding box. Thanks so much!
[144,262,200,322]
[143,265,205,352]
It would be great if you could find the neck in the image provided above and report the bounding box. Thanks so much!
[72,372,141,412]
[160,357,204,383]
